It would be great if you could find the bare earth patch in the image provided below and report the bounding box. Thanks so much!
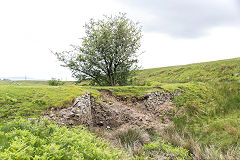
[43,89,180,153]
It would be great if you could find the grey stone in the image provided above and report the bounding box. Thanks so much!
[28,118,37,121]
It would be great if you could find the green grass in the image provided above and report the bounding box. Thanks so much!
[133,57,240,85]
[195,113,240,149]
[117,128,141,147]
[0,82,196,159]
[1,80,239,152]
[0,83,194,159]
[130,58,240,153]
[171,82,240,151]
[135,138,192,159]
[92,86,166,97]
[0,85,101,121]
[0,82,179,121]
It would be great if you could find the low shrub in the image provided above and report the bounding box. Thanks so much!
[0,119,124,160]
[117,128,141,147]
[48,79,65,86]
[136,138,192,160]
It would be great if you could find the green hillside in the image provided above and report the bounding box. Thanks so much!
[0,80,75,86]
[131,58,240,158]
[0,58,240,159]
[133,58,240,85]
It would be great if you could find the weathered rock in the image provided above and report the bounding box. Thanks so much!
[140,132,151,143]
[49,114,54,118]
[44,92,93,127]
[27,118,38,121]
[44,89,181,131]
[143,90,181,111]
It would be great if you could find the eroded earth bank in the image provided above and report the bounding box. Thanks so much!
[43,89,183,158]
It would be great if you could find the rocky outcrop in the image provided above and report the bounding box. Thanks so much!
[44,89,182,129]
[143,89,182,111]
[45,92,93,127]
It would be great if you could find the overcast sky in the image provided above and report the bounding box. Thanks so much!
[0,0,240,80]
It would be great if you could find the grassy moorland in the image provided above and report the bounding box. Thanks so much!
[0,84,124,159]
[0,80,75,86]
[0,58,240,159]
[93,58,240,158]
[169,82,240,158]
[0,82,192,159]
[0,85,97,120]
[132,57,240,85]
[131,58,240,159]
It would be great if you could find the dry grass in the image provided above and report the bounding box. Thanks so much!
[158,124,240,160]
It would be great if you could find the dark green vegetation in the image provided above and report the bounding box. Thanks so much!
[48,79,65,86]
[0,119,124,159]
[55,13,142,86]
[139,139,191,159]
[0,58,240,159]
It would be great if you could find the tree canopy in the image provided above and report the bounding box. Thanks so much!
[55,13,142,86]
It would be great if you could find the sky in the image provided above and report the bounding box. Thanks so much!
[0,0,240,80]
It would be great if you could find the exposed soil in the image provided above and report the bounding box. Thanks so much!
[43,89,180,153]
[95,89,173,132]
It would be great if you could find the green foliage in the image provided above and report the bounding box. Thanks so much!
[0,119,124,160]
[136,139,192,160]
[173,82,214,120]
[54,13,142,86]
[33,99,47,106]
[3,96,17,105]
[48,79,65,86]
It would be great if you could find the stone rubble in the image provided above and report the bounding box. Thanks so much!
[143,89,182,111]
[44,92,93,127]
[44,89,182,129]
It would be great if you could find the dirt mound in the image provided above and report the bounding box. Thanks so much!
[43,89,181,155]
[44,89,180,132]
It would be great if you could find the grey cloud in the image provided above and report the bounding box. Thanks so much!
[117,0,240,38]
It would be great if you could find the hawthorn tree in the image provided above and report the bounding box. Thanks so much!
[54,13,142,86]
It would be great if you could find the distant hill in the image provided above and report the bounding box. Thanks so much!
[133,57,240,85]
[0,80,75,86]
[0,77,43,81]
